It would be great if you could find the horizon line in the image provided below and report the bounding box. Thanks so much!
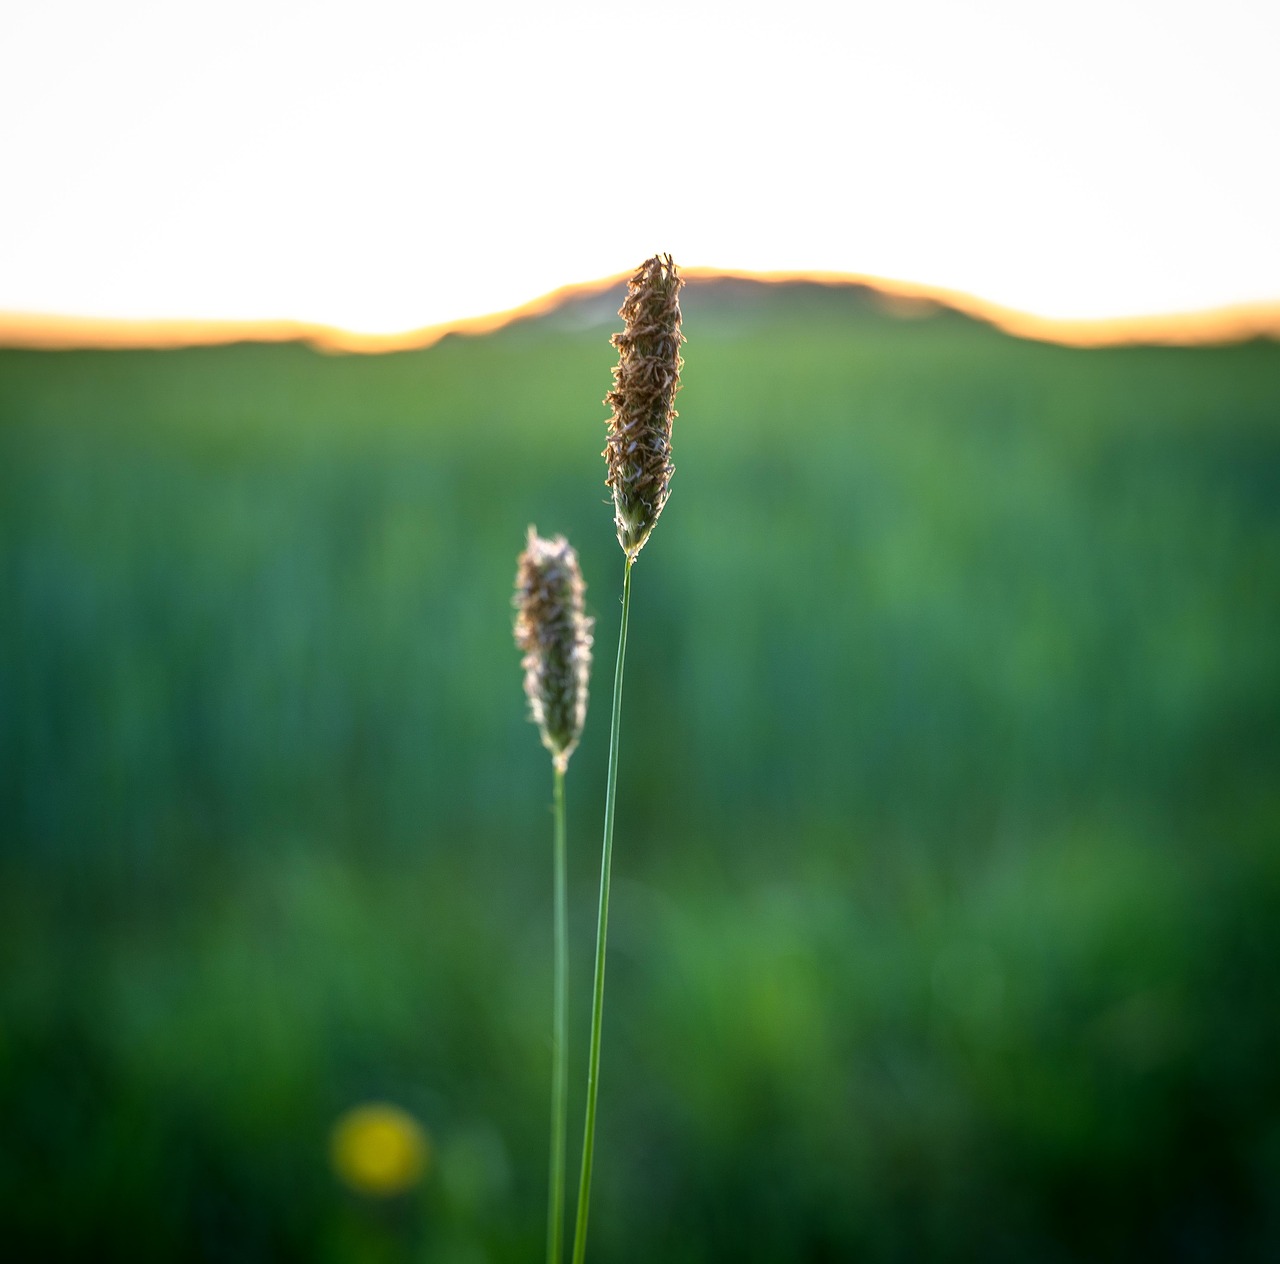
[2,269,1279,354]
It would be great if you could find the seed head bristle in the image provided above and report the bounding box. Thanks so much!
[603,254,684,560]
[513,527,594,771]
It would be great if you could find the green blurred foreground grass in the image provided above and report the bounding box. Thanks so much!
[2,283,1279,1261]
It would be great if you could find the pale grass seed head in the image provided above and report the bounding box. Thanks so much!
[603,254,684,561]
[513,527,593,771]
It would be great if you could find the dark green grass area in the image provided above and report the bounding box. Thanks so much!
[2,284,1279,1262]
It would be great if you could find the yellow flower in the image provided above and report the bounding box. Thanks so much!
[329,1102,430,1197]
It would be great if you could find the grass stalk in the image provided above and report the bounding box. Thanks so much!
[571,556,633,1264]
[547,762,568,1264]
[513,527,593,1264]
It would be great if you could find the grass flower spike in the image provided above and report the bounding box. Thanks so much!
[514,528,594,773]
[513,526,592,1264]
[604,254,684,560]
[574,254,684,1264]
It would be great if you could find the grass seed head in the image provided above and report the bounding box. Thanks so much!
[603,254,684,560]
[514,527,594,771]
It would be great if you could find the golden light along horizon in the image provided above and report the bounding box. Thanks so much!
[1,268,1279,354]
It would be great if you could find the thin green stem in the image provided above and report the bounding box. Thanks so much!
[571,556,632,1264]
[547,763,568,1264]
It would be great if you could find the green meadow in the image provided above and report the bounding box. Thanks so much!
[2,280,1279,1262]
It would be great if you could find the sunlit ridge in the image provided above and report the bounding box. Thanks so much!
[2,271,1278,354]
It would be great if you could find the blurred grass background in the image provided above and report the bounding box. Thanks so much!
[2,279,1279,1262]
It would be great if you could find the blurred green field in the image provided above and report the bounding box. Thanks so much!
[2,281,1279,1262]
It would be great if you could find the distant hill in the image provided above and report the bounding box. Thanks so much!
[2,271,1276,352]
[504,272,963,340]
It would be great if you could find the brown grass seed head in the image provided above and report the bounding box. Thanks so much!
[603,254,684,560]
[513,527,593,771]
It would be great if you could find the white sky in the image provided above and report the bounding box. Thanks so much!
[2,0,1277,333]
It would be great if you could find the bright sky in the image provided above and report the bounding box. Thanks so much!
[2,0,1277,335]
